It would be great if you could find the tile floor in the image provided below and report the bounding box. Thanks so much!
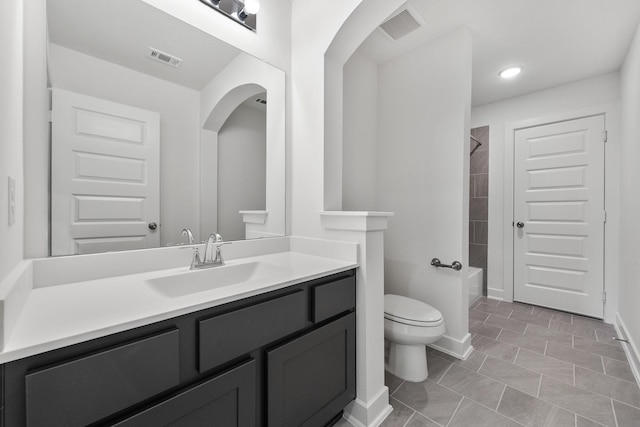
[337,297,640,427]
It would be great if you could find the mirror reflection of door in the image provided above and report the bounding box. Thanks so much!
[51,89,160,256]
[217,95,267,241]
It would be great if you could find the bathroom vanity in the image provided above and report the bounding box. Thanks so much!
[0,239,359,426]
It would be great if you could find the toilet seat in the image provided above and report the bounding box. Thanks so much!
[384,294,443,327]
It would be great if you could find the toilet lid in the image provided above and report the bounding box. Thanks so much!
[384,294,443,326]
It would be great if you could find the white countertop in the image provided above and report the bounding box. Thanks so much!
[0,246,357,364]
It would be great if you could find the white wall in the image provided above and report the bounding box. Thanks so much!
[0,0,24,282]
[377,29,472,356]
[48,44,201,247]
[218,105,266,241]
[343,52,378,211]
[141,0,291,71]
[23,0,49,259]
[619,23,640,363]
[471,72,621,322]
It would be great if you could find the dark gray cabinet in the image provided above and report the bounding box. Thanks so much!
[112,359,256,427]
[2,269,356,427]
[267,313,356,427]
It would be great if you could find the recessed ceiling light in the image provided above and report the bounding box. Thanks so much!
[499,66,522,79]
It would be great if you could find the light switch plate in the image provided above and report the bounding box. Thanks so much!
[8,176,16,226]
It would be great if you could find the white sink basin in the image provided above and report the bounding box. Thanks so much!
[146,261,290,297]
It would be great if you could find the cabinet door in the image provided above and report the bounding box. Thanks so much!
[266,313,356,427]
[111,359,256,427]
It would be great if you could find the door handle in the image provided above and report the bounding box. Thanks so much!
[148,222,158,230]
[516,222,525,229]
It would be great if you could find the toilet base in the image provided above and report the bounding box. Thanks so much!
[386,342,428,382]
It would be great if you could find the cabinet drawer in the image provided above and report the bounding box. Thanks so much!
[199,290,306,372]
[25,329,180,427]
[111,359,256,427]
[312,275,356,323]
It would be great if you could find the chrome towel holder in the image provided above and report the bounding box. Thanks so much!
[431,258,463,271]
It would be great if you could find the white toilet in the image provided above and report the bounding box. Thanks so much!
[384,294,446,382]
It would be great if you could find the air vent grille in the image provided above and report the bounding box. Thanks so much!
[148,47,183,68]
[379,8,422,40]
[255,98,267,105]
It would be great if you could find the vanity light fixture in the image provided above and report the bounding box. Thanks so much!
[499,66,522,79]
[199,0,259,31]
[237,0,260,21]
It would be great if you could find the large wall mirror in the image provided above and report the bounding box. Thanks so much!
[47,0,286,256]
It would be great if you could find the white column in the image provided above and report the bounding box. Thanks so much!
[320,211,394,427]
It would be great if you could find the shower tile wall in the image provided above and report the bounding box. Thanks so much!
[470,126,489,295]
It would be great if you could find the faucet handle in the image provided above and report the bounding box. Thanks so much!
[180,246,201,270]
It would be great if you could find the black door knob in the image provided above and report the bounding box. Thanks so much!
[516,222,525,229]
[148,222,158,230]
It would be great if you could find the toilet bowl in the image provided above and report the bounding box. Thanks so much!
[384,294,446,382]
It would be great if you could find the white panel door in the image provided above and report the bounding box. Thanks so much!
[513,115,605,318]
[51,89,160,255]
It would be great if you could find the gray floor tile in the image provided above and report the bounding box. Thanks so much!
[545,342,604,373]
[612,400,640,427]
[509,311,551,328]
[404,412,440,427]
[333,418,354,427]
[455,349,488,372]
[576,415,607,427]
[602,358,636,383]
[448,398,522,427]
[474,303,513,317]
[479,356,541,396]
[574,366,640,408]
[385,371,404,395]
[380,398,415,427]
[470,309,491,322]
[476,297,501,307]
[538,376,616,426]
[549,319,597,341]
[438,364,506,410]
[393,379,463,426]
[595,329,622,348]
[515,349,575,385]
[426,354,453,382]
[470,320,502,339]
[497,386,575,427]
[497,329,547,354]
[485,314,528,333]
[573,336,628,362]
[498,300,534,314]
[532,306,573,323]
[525,324,573,346]
[571,316,616,334]
[472,335,519,363]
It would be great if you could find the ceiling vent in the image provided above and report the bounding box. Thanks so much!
[148,47,183,68]
[379,7,424,41]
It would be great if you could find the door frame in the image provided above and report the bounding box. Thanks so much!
[501,104,619,322]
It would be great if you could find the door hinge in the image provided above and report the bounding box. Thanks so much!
[602,292,607,302]
[603,211,607,223]
[603,130,608,142]
[47,111,52,123]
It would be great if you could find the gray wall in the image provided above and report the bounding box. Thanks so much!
[469,126,489,294]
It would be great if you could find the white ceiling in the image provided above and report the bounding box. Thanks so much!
[47,0,242,91]
[357,0,640,107]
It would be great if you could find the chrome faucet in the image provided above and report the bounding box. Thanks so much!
[202,233,226,267]
[181,228,195,245]
[183,233,229,270]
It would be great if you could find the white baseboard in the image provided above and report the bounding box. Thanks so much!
[487,287,505,301]
[343,386,393,427]
[614,313,640,386]
[429,333,473,360]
